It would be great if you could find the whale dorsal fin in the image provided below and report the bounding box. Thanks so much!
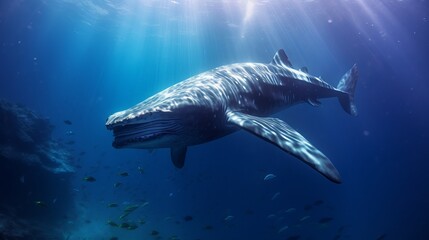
[226,110,341,183]
[171,146,187,168]
[270,49,292,67]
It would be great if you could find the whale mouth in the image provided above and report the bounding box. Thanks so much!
[108,119,181,148]
[112,124,164,148]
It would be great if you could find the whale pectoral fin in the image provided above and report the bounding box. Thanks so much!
[226,111,341,183]
[171,146,187,168]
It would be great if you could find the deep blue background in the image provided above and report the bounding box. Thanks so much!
[1,1,428,239]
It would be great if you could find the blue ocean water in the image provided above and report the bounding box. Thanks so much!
[0,0,428,239]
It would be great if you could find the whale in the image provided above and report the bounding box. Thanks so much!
[106,49,358,183]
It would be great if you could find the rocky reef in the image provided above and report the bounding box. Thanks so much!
[0,100,75,239]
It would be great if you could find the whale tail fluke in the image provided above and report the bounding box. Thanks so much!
[337,64,358,116]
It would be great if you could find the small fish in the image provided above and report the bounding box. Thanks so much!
[299,216,310,221]
[20,175,25,184]
[183,215,193,221]
[64,120,72,125]
[107,220,119,227]
[119,172,129,177]
[127,223,138,230]
[169,235,179,240]
[52,198,57,204]
[138,219,146,225]
[137,166,144,174]
[66,130,74,135]
[286,208,296,213]
[110,237,118,240]
[120,222,130,229]
[203,225,213,230]
[120,204,140,219]
[124,204,139,212]
[278,225,289,233]
[224,215,234,221]
[114,182,122,188]
[264,173,276,181]
[35,201,46,207]
[108,203,118,208]
[319,217,333,224]
[151,230,159,236]
[271,192,280,200]
[83,176,96,182]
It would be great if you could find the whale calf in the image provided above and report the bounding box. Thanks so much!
[106,49,358,183]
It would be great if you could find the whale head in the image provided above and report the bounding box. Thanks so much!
[106,101,187,149]
[105,94,226,150]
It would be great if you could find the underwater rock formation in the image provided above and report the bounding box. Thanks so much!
[0,100,75,239]
[0,100,74,173]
